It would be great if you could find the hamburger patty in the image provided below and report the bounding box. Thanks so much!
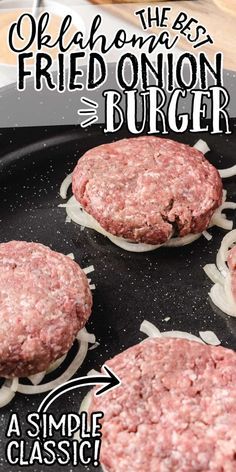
[0,241,92,377]
[90,338,236,472]
[72,137,223,245]
[228,246,236,302]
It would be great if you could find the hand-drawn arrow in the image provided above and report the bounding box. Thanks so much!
[37,365,121,414]
[78,96,99,127]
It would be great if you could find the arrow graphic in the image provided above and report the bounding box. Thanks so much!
[37,365,121,414]
[78,97,99,128]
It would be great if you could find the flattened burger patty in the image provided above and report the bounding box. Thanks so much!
[228,246,236,302]
[72,137,223,244]
[0,241,92,377]
[90,338,236,472]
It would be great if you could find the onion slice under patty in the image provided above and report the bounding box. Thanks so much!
[59,189,235,252]
[193,139,211,154]
[0,381,16,408]
[194,140,236,180]
[60,173,72,199]
[218,165,236,179]
[204,230,236,317]
[140,320,221,345]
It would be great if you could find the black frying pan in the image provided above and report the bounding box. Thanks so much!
[0,121,236,472]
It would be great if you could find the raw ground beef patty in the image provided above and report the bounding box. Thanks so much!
[90,338,236,472]
[228,246,236,302]
[0,241,92,377]
[72,137,223,245]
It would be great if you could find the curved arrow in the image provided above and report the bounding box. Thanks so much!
[37,365,121,414]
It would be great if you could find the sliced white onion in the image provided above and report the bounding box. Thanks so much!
[203,264,224,285]
[165,233,201,247]
[87,369,100,376]
[224,272,236,310]
[161,331,204,344]
[216,230,236,273]
[0,381,16,407]
[211,215,233,231]
[28,372,46,386]
[219,165,236,179]
[77,327,96,345]
[202,230,212,241]
[199,331,221,346]
[204,230,236,317]
[193,139,210,154]
[60,173,72,199]
[89,342,100,351]
[217,202,236,212]
[83,265,95,275]
[89,284,96,290]
[108,235,161,253]
[140,320,162,338]
[66,196,105,233]
[209,283,236,318]
[10,377,19,392]
[211,201,236,231]
[79,390,92,415]
[139,320,222,345]
[46,354,67,374]
[222,189,227,203]
[67,253,75,260]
